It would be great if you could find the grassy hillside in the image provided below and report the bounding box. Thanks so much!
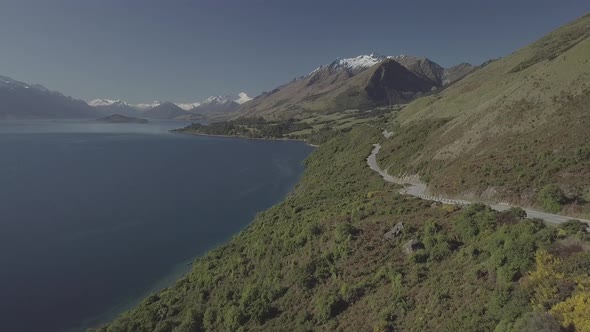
[378,14,590,216]
[91,126,590,332]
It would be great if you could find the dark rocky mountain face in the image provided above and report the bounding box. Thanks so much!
[0,76,99,119]
[393,56,445,86]
[364,60,438,104]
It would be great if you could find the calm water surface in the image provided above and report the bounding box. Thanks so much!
[0,120,313,332]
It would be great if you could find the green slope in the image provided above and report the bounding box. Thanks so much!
[91,126,590,332]
[378,14,590,216]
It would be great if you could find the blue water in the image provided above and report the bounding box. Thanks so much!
[0,120,313,332]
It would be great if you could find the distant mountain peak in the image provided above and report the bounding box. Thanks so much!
[329,53,388,72]
[132,101,161,110]
[176,102,201,111]
[203,95,229,104]
[88,99,128,107]
[176,92,251,110]
[309,53,428,76]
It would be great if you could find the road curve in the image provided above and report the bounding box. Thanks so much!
[367,143,590,228]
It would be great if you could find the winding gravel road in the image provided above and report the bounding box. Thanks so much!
[368,140,590,228]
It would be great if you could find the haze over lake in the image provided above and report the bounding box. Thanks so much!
[0,120,313,332]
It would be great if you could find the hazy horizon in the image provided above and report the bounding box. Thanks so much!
[0,0,588,103]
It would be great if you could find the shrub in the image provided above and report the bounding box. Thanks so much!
[429,241,452,262]
[511,312,561,332]
[334,223,355,243]
[507,207,527,220]
[537,184,565,213]
[315,292,347,322]
[410,249,429,264]
[559,220,589,235]
[454,204,497,240]
[550,290,590,331]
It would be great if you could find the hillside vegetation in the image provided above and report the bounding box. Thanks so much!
[92,126,590,332]
[92,14,590,332]
[378,14,590,216]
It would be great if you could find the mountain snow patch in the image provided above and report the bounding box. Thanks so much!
[235,92,252,104]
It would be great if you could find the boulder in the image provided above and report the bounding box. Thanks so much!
[384,222,404,240]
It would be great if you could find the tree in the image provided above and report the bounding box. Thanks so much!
[550,290,590,331]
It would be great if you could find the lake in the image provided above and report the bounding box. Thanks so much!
[0,120,314,332]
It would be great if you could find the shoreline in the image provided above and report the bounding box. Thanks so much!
[79,134,314,331]
[171,130,320,147]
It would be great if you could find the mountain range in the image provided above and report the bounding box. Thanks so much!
[0,75,99,119]
[237,54,476,118]
[87,93,252,120]
[0,53,476,120]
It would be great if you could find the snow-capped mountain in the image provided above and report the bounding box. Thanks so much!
[176,102,201,111]
[176,92,252,110]
[132,101,161,110]
[88,99,128,107]
[307,54,474,87]
[142,102,187,119]
[309,53,391,75]
[241,53,477,118]
[329,53,389,72]
[88,98,142,117]
[187,95,242,115]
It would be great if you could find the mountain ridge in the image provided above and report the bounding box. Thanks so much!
[0,75,99,119]
[237,54,476,119]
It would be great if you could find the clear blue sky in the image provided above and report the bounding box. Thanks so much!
[0,0,588,103]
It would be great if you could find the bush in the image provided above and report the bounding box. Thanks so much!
[507,207,527,220]
[315,292,347,322]
[410,249,429,264]
[559,220,589,235]
[430,241,452,262]
[334,223,355,243]
[550,290,590,331]
[454,204,497,240]
[537,184,565,213]
[511,312,561,332]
